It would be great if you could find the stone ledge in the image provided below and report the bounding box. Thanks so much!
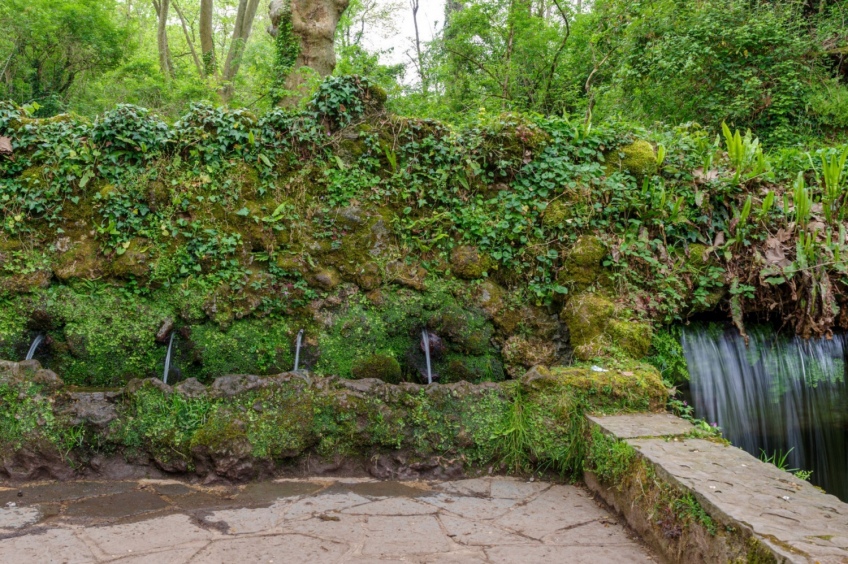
[585,414,848,564]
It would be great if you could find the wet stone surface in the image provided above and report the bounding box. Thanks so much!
[0,477,656,563]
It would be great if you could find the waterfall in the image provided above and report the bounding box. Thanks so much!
[683,325,848,501]
[25,334,44,361]
[422,329,432,385]
[163,332,175,384]
[294,329,304,371]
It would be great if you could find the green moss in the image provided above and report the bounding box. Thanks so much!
[53,239,104,281]
[606,140,657,177]
[561,292,615,360]
[559,236,608,291]
[351,354,402,383]
[0,300,27,360]
[608,319,653,359]
[541,200,573,228]
[187,318,294,381]
[547,364,668,412]
[587,427,637,484]
[450,246,492,280]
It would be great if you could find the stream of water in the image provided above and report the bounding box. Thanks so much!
[682,325,848,501]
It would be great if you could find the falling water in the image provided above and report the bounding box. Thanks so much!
[422,329,432,385]
[25,334,44,361]
[162,332,175,384]
[683,325,848,501]
[294,329,304,371]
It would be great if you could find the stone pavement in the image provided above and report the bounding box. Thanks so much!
[588,414,848,564]
[0,476,655,563]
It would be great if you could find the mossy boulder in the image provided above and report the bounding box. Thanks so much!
[450,246,492,280]
[473,280,505,318]
[354,261,382,291]
[109,238,152,280]
[502,335,559,377]
[53,239,105,281]
[386,260,427,290]
[351,354,402,384]
[606,140,657,178]
[312,267,341,290]
[558,235,609,291]
[545,364,668,412]
[561,292,615,361]
[608,319,653,359]
[542,200,572,228]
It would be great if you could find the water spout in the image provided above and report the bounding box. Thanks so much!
[683,325,848,501]
[294,329,304,371]
[163,332,175,384]
[422,329,432,385]
[25,334,44,361]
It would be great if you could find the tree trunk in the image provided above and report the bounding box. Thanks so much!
[200,0,216,77]
[153,0,173,78]
[268,0,351,98]
[172,0,203,77]
[221,0,261,99]
[410,0,427,94]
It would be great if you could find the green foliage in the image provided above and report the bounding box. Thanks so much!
[0,0,126,112]
[271,6,300,105]
[309,75,375,129]
[646,327,689,386]
[587,427,636,484]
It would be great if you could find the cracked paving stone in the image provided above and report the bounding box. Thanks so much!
[0,478,656,563]
[192,533,348,563]
[493,485,610,540]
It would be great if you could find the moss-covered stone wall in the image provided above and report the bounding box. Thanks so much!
[0,359,667,481]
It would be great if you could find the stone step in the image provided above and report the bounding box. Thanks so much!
[585,414,848,564]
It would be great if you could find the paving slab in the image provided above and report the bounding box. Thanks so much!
[0,477,655,563]
[587,412,697,439]
[586,413,848,564]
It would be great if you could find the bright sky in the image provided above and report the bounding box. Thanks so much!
[363,0,447,78]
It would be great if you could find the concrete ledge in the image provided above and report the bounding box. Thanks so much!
[585,414,848,564]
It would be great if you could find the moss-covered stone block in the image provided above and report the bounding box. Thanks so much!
[545,364,667,412]
[351,354,402,383]
[606,140,657,178]
[561,292,615,361]
[450,246,492,280]
[559,235,609,291]
[502,335,559,377]
[608,319,653,359]
[109,238,152,280]
[53,239,104,282]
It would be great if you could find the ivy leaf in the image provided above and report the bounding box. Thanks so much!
[236,207,250,216]
[764,277,786,285]
[79,171,94,188]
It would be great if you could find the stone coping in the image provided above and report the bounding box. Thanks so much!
[586,414,848,564]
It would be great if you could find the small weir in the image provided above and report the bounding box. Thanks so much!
[25,334,44,361]
[682,326,848,501]
[162,332,175,384]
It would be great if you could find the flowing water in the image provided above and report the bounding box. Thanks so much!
[25,334,44,361]
[294,329,304,371]
[162,332,175,384]
[421,329,432,385]
[683,325,848,501]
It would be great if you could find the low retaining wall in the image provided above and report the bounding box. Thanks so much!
[584,413,848,564]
